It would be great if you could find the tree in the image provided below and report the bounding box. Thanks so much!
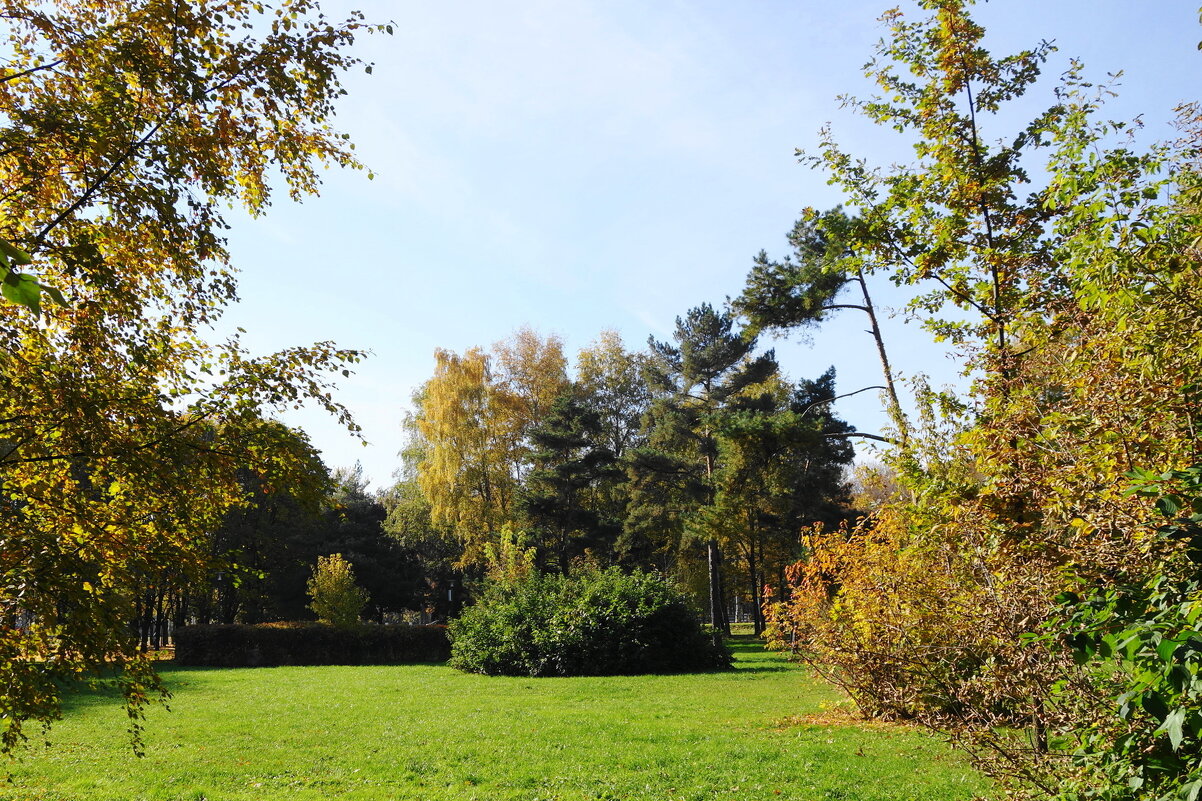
[414,329,568,567]
[519,392,621,572]
[734,208,908,445]
[382,415,464,621]
[576,330,650,460]
[763,2,1202,798]
[491,326,571,453]
[307,553,368,629]
[316,463,419,623]
[702,369,856,635]
[415,347,519,565]
[0,0,383,752]
[635,303,777,634]
[196,420,331,627]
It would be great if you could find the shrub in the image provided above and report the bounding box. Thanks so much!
[307,553,369,628]
[448,567,731,676]
[173,622,449,667]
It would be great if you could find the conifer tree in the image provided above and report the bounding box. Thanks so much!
[633,303,777,634]
[519,392,621,573]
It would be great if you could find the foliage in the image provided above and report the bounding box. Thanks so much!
[575,329,650,460]
[706,368,856,634]
[414,346,512,552]
[631,302,778,629]
[381,472,462,621]
[306,553,369,629]
[518,392,621,572]
[734,207,908,442]
[173,622,450,667]
[0,234,65,315]
[763,2,1202,799]
[1044,467,1202,801]
[413,329,569,567]
[0,0,383,751]
[448,566,731,677]
[317,464,420,622]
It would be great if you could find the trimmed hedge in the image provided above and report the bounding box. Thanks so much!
[448,567,732,677]
[173,622,449,667]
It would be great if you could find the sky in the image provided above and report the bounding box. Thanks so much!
[214,1,1201,490]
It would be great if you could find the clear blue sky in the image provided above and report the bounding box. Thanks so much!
[214,1,1200,489]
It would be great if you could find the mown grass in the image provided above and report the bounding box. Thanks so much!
[1,637,988,801]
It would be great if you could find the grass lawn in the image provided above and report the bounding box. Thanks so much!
[1,637,989,801]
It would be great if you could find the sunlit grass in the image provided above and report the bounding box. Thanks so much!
[2,637,988,801]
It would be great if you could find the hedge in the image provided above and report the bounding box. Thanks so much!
[173,622,450,667]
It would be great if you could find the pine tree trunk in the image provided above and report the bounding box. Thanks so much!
[707,538,724,638]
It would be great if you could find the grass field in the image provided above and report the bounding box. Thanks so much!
[1,637,989,801]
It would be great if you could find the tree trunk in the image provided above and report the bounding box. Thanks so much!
[707,538,724,637]
[152,581,166,649]
[855,268,910,446]
[747,539,764,636]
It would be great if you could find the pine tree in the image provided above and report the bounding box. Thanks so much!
[633,303,777,634]
[519,392,621,573]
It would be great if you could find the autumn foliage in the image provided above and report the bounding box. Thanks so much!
[763,2,1202,799]
[0,0,383,751]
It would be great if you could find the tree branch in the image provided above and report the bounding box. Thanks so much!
[1,59,62,83]
[32,111,175,247]
[824,431,900,446]
[799,385,887,417]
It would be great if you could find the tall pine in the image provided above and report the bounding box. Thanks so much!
[633,303,777,634]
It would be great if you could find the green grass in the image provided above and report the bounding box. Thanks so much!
[1,638,988,801]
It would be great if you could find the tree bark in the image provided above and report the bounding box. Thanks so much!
[707,538,724,637]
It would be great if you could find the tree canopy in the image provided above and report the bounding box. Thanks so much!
[761,3,1202,800]
[0,0,385,751]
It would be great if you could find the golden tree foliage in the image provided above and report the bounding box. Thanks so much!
[414,330,568,567]
[0,0,380,751]
[307,553,369,629]
[766,2,1202,797]
[416,347,513,560]
[492,326,570,443]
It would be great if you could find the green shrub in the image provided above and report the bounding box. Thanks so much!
[448,567,731,676]
[173,623,449,666]
[1044,467,1202,801]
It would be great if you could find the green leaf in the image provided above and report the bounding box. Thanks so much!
[0,238,32,266]
[1142,690,1170,723]
[1145,751,1187,773]
[1158,637,1181,664]
[42,283,68,308]
[1158,495,1182,516]
[1,272,41,315]
[1162,707,1187,750]
[1168,664,1192,693]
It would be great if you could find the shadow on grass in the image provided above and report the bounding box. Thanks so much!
[51,640,790,711]
[725,634,800,674]
[55,665,206,714]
